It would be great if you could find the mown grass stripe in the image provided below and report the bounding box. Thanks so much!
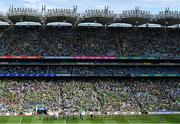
[0,115,179,124]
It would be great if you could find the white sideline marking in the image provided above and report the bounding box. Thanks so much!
[64,119,66,124]
[19,118,22,124]
[127,118,132,124]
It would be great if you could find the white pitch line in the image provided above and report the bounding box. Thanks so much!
[64,119,66,124]
[19,117,22,124]
[124,117,132,124]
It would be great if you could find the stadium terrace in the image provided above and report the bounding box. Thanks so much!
[0,3,179,124]
[0,6,180,26]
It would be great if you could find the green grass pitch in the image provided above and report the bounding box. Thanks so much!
[0,114,179,124]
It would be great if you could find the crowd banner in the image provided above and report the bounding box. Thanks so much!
[131,74,180,77]
[0,56,43,59]
[0,56,179,60]
[45,56,73,59]
[0,74,179,77]
[1,111,180,116]
[0,74,71,77]
[148,111,180,115]
[74,56,117,60]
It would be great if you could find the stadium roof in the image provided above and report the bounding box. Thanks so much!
[46,16,77,24]
[0,6,180,26]
[153,18,180,26]
[44,6,78,25]
[7,15,42,24]
[113,17,151,26]
[78,16,114,25]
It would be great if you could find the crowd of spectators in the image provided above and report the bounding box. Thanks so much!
[0,26,179,57]
[0,79,179,114]
[0,66,179,75]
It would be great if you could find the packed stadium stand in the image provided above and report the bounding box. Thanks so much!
[0,78,179,114]
[0,5,179,117]
[0,26,179,57]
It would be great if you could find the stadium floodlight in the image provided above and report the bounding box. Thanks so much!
[83,6,116,18]
[119,7,152,19]
[45,6,79,18]
[156,8,180,19]
[6,7,41,17]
